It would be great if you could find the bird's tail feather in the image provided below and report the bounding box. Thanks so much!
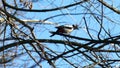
[49,31,56,37]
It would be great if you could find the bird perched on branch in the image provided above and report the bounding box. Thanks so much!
[50,24,78,37]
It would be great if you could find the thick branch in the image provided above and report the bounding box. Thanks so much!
[1,32,120,52]
[0,39,83,52]
[98,0,120,14]
[55,33,120,44]
[0,18,58,25]
[0,8,32,30]
[3,0,89,12]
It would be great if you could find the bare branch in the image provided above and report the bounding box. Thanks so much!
[3,0,89,12]
[98,0,120,14]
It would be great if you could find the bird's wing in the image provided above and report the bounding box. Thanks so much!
[55,25,73,29]
[63,25,73,29]
[55,25,64,29]
[64,26,73,29]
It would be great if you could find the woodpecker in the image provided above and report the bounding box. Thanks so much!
[50,24,78,37]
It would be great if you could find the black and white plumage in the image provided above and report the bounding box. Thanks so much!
[50,24,78,37]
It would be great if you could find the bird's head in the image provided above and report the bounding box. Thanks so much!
[72,24,79,30]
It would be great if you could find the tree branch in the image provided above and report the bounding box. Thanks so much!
[98,0,120,14]
[0,39,82,52]
[3,0,89,12]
